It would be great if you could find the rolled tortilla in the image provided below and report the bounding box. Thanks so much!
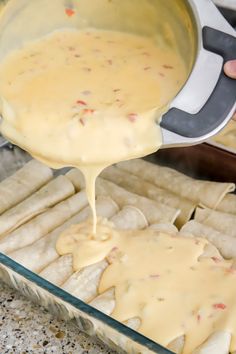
[192,331,231,354]
[0,190,88,254]
[8,212,85,273]
[117,159,235,209]
[123,317,141,331]
[180,221,236,259]
[39,254,73,286]
[0,159,52,215]
[111,206,148,230]
[0,175,75,238]
[0,147,30,182]
[89,288,115,315]
[167,335,185,354]
[216,194,236,215]
[66,168,86,191]
[195,207,236,238]
[67,169,180,224]
[101,165,195,227]
[38,196,118,286]
[198,243,223,261]
[62,260,108,302]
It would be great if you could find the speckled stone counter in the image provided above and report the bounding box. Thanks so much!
[0,281,116,354]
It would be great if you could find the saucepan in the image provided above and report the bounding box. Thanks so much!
[0,0,235,148]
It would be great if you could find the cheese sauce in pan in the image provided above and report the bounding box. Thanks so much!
[0,28,186,231]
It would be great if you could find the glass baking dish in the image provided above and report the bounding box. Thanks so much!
[0,145,171,354]
[0,142,235,354]
[0,252,168,354]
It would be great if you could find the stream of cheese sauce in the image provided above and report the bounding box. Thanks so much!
[57,218,236,353]
[0,28,187,231]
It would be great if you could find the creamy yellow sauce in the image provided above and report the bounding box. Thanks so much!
[0,28,187,230]
[57,219,236,353]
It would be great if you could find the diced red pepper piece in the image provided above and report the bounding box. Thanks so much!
[65,8,75,17]
[128,113,138,122]
[76,100,87,106]
[213,303,226,310]
[83,109,95,114]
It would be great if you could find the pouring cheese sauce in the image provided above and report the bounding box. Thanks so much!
[0,28,187,231]
[3,25,233,353]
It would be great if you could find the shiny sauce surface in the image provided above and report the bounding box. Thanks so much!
[57,219,236,353]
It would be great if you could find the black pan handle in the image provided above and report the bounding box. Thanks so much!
[161,27,236,138]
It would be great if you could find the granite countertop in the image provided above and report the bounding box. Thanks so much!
[0,281,116,354]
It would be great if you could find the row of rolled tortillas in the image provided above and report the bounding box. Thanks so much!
[114,159,235,214]
[0,158,184,242]
[0,158,234,243]
[0,158,235,354]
